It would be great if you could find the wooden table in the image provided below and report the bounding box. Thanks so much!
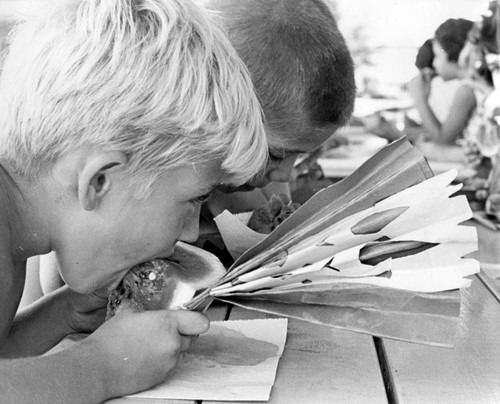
[107,271,500,404]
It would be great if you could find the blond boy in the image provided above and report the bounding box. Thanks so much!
[0,0,267,402]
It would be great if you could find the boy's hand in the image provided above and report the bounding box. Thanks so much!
[82,309,209,398]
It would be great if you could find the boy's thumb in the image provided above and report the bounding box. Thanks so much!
[172,310,210,336]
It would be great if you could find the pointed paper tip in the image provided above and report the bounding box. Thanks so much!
[435,168,458,187]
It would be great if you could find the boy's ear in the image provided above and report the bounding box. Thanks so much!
[78,151,128,211]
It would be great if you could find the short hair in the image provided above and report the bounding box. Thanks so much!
[435,18,474,62]
[198,0,356,137]
[415,38,434,70]
[0,0,268,195]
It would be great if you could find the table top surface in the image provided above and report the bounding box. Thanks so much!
[106,269,500,404]
[317,133,467,180]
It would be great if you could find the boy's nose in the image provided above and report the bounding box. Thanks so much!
[267,154,299,183]
[179,205,201,243]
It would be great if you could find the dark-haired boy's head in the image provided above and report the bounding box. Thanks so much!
[198,0,356,187]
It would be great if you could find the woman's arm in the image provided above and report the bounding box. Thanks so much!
[409,75,476,145]
[439,85,477,144]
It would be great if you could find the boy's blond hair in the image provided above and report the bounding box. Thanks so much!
[0,0,268,195]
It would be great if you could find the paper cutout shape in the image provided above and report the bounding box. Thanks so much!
[186,138,479,347]
[214,211,266,260]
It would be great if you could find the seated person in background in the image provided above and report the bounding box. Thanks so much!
[37,0,357,290]
[0,0,268,402]
[408,18,493,146]
[459,0,498,74]
[457,2,500,214]
[412,38,464,125]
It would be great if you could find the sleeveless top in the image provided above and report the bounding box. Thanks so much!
[428,77,464,123]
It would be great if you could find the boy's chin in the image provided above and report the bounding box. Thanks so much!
[70,271,127,295]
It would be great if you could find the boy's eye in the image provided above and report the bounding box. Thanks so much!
[189,192,212,205]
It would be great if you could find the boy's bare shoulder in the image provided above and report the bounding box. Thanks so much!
[0,248,25,343]
[0,187,25,342]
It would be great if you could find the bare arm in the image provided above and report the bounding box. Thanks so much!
[0,309,209,403]
[0,343,108,404]
[0,286,106,358]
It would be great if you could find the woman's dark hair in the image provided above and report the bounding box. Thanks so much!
[415,38,434,70]
[435,18,474,62]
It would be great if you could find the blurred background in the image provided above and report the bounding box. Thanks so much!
[333,0,484,98]
[0,0,493,189]
[0,0,486,94]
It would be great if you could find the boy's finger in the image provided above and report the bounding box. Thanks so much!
[171,311,210,336]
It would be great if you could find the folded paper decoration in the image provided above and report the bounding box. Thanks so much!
[186,138,480,347]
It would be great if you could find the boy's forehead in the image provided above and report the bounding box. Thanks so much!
[170,161,223,189]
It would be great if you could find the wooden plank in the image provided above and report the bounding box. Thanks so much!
[105,303,231,404]
[468,219,500,303]
[381,277,500,403]
[206,304,387,404]
[471,217,500,275]
[105,397,188,404]
[478,272,500,303]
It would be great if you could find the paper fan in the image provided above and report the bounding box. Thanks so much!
[186,138,479,347]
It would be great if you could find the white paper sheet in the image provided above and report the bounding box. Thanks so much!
[129,318,288,402]
[214,210,267,260]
